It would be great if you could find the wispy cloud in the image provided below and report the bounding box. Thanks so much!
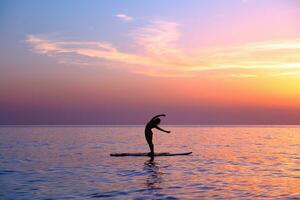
[271,70,300,77]
[115,13,134,22]
[228,74,257,78]
[26,34,154,66]
[135,20,181,56]
[25,20,300,77]
[184,41,300,72]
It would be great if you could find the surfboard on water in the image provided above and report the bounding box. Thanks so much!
[110,152,192,157]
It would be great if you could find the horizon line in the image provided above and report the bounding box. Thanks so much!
[1,124,300,127]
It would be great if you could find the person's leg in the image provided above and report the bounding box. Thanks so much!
[149,142,154,155]
[145,131,154,155]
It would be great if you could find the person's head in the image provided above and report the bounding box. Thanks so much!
[153,118,161,125]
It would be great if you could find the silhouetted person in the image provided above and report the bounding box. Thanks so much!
[145,114,170,156]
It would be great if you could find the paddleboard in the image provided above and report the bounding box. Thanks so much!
[110,152,192,157]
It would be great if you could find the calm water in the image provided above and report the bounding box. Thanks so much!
[0,126,300,199]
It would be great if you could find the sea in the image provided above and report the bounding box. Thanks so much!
[0,126,300,199]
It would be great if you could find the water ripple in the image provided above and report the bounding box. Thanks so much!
[1,126,300,199]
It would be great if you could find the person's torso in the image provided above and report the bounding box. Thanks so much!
[145,120,155,131]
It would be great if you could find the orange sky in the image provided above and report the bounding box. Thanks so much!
[0,0,299,124]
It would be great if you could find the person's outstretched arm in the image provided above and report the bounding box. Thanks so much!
[155,126,171,133]
[151,114,166,121]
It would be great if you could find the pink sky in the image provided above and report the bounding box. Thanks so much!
[0,0,299,124]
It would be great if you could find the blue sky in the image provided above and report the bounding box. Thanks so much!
[0,0,299,124]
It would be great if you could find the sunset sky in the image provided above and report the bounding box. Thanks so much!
[0,0,300,124]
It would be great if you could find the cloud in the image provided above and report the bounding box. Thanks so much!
[27,35,136,62]
[271,70,300,77]
[115,13,134,22]
[26,35,66,54]
[184,40,300,72]
[25,20,300,77]
[228,74,257,78]
[135,20,181,56]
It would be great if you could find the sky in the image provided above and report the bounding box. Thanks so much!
[0,0,300,125]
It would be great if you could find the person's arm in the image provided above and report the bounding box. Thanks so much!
[155,125,171,133]
[151,114,166,121]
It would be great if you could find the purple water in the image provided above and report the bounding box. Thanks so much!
[0,126,300,199]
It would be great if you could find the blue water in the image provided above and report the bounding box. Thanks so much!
[0,126,300,199]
